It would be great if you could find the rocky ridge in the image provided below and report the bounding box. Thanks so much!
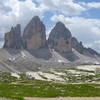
[71,37,100,57]
[3,16,100,58]
[1,15,100,72]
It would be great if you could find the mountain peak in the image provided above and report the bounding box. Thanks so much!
[52,21,72,38]
[3,24,22,49]
[55,21,66,29]
[48,21,72,52]
[30,16,41,24]
[56,21,65,27]
[32,16,40,20]
[3,16,100,63]
[23,15,46,50]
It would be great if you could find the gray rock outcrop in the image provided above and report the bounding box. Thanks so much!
[48,22,72,52]
[2,15,100,63]
[23,16,46,50]
[3,24,22,49]
[71,37,84,54]
[71,37,100,57]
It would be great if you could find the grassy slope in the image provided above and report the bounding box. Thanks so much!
[0,80,100,99]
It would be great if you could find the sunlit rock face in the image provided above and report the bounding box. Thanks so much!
[3,24,22,49]
[48,22,72,52]
[23,16,46,50]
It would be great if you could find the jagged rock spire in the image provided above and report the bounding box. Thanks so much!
[23,16,46,50]
[3,24,22,49]
[48,21,72,52]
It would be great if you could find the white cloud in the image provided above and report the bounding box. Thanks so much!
[83,43,93,48]
[51,14,100,52]
[0,0,48,41]
[0,0,97,39]
[80,2,100,9]
[39,0,86,15]
[0,0,100,52]
[0,0,12,14]
[94,40,100,44]
[87,2,100,8]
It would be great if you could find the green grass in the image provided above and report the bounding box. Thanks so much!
[0,80,100,99]
[0,69,99,100]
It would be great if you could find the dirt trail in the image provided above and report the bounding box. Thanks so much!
[24,97,100,100]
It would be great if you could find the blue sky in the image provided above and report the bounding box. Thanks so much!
[76,0,100,2]
[0,0,100,52]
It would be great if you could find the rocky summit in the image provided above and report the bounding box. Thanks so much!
[1,16,100,72]
[48,22,72,52]
[23,16,46,50]
[3,24,22,49]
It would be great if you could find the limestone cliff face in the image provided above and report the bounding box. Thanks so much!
[23,16,46,50]
[48,22,72,52]
[3,24,22,49]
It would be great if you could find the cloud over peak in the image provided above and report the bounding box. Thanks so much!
[51,14,100,52]
[0,0,100,52]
